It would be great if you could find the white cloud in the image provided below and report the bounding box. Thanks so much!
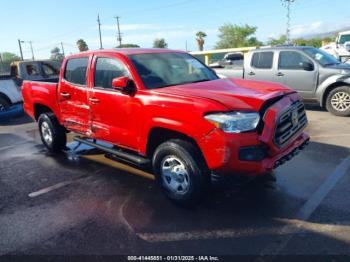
[290,21,323,37]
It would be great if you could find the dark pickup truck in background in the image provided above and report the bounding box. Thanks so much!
[0,60,60,112]
[211,46,350,116]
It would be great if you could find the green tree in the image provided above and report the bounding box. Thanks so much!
[50,47,64,61]
[76,39,89,52]
[153,38,168,48]
[215,23,261,49]
[117,43,140,48]
[196,31,207,51]
[267,35,287,46]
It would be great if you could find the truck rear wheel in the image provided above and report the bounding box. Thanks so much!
[152,139,210,206]
[38,113,66,152]
[326,86,350,117]
[0,97,10,112]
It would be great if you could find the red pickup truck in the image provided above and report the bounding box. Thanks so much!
[22,48,309,205]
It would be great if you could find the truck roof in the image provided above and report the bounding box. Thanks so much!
[250,46,315,52]
[67,48,186,59]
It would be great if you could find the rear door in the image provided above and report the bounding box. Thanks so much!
[58,56,91,134]
[245,51,275,81]
[275,50,318,97]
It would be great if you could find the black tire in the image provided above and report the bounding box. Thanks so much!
[152,139,210,206]
[0,96,11,112]
[326,86,350,117]
[38,113,66,152]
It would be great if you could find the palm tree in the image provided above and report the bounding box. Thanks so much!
[76,39,89,52]
[196,31,207,51]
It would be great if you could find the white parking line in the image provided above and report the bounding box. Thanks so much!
[28,175,89,198]
[258,153,350,257]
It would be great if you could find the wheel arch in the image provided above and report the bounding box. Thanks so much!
[33,103,54,120]
[0,92,12,106]
[321,82,350,108]
[146,127,208,168]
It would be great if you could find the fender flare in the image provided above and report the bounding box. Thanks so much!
[316,75,350,107]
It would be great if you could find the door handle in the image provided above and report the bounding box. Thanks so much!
[89,97,100,104]
[248,71,255,76]
[276,72,284,77]
[60,92,71,98]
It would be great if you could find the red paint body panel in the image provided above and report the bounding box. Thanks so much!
[22,49,309,177]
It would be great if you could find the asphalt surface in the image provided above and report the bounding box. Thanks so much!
[0,105,350,260]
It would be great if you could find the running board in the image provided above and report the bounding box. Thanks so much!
[74,136,150,165]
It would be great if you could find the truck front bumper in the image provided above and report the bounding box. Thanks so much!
[198,128,309,177]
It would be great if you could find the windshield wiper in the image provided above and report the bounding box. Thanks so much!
[190,79,211,83]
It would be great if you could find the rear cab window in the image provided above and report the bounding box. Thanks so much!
[251,52,274,69]
[64,57,89,85]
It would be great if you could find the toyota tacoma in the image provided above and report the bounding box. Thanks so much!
[22,48,309,205]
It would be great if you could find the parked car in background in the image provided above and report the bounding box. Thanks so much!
[22,48,309,205]
[209,52,244,68]
[321,30,350,64]
[0,60,61,111]
[211,46,350,116]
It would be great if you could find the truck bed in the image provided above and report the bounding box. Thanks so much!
[22,80,59,120]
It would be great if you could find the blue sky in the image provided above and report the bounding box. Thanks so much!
[1,0,349,59]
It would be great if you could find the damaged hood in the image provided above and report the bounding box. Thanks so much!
[155,78,295,111]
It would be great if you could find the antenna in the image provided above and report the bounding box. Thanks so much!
[281,0,296,44]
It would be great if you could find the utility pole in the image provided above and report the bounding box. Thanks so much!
[281,0,296,44]
[28,41,34,60]
[114,16,122,47]
[60,42,65,57]
[97,14,103,49]
[18,39,24,60]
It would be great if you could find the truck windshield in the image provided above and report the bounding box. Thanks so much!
[128,53,218,89]
[304,47,341,66]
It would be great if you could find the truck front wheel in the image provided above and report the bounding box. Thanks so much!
[38,113,66,152]
[326,86,350,116]
[152,139,210,206]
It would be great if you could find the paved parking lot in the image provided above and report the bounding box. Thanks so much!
[0,105,350,259]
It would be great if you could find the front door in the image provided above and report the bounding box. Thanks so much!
[89,55,138,150]
[58,56,91,134]
[275,51,318,98]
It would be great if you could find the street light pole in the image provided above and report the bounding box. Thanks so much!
[60,42,65,57]
[29,41,34,60]
[114,16,122,47]
[18,39,24,60]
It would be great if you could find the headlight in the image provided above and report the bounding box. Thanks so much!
[204,112,260,133]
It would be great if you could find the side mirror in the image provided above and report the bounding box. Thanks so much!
[301,61,314,71]
[112,76,136,94]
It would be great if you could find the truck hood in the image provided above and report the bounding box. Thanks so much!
[155,78,295,111]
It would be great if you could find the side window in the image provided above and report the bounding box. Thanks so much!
[94,57,129,89]
[278,51,312,70]
[64,57,89,85]
[42,62,59,76]
[26,64,40,76]
[251,52,274,69]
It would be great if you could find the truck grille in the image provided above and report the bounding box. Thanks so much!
[274,101,307,147]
